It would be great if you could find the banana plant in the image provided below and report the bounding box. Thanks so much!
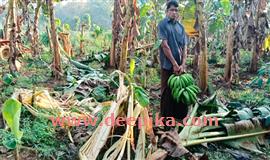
[1,98,23,159]
[129,58,150,107]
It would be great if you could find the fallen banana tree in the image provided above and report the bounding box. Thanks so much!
[78,72,270,159]
[149,95,270,159]
[79,70,155,160]
[11,88,111,125]
[176,94,270,153]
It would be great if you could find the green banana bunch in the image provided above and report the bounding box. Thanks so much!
[168,73,200,105]
[183,85,200,105]
[168,73,195,90]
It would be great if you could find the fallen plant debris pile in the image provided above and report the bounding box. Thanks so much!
[1,70,270,159]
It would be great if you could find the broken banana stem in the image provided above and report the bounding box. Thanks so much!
[179,103,199,138]
[182,130,270,147]
[191,131,227,139]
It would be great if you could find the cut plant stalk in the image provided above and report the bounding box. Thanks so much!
[179,103,199,139]
[79,71,129,160]
[182,130,270,147]
[190,131,227,140]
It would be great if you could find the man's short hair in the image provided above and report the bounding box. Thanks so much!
[166,0,179,10]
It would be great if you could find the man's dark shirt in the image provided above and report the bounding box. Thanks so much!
[158,17,188,70]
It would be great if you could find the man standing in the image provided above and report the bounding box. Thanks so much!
[158,0,188,121]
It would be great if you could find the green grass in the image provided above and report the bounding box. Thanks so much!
[20,108,75,159]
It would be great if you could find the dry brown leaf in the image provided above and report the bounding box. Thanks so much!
[147,149,168,160]
[158,130,190,158]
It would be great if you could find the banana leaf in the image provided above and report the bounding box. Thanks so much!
[253,106,270,117]
[221,118,267,154]
[234,108,254,120]
[227,101,242,109]
[2,98,23,141]
[262,115,270,128]
[198,93,219,114]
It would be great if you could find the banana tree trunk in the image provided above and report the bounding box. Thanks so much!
[192,40,199,75]
[224,25,234,83]
[4,6,10,39]
[119,0,133,73]
[197,0,208,93]
[31,0,42,56]
[119,0,140,73]
[46,26,53,52]
[110,0,126,68]
[249,0,260,73]
[110,0,119,68]
[224,0,241,84]
[59,32,73,57]
[8,0,18,73]
[48,0,62,79]
[249,0,267,73]
[79,24,85,56]
[111,0,139,71]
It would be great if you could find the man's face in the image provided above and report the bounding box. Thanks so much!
[166,5,179,20]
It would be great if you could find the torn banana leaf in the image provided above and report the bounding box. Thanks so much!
[221,118,268,154]
[253,105,270,117]
[198,93,219,114]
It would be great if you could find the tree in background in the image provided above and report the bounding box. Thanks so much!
[197,0,208,93]
[224,0,241,84]
[8,0,18,73]
[110,0,140,72]
[48,0,62,79]
[249,0,268,73]
[31,0,43,56]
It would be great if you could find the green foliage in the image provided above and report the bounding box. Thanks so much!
[40,31,50,47]
[63,23,71,31]
[20,113,70,159]
[179,0,196,20]
[130,59,136,77]
[73,16,81,31]
[2,99,23,143]
[41,3,49,16]
[0,129,17,150]
[55,18,62,27]
[91,86,108,102]
[70,22,110,54]
[240,49,252,66]
[198,93,219,114]
[82,14,92,30]
[92,24,103,37]
[2,73,14,85]
[227,89,268,107]
[250,62,270,88]
[138,0,164,41]
[92,52,110,66]
[40,50,53,63]
[140,2,154,17]
[206,0,231,33]
[220,0,231,16]
[145,68,160,88]
[0,86,15,101]
[133,85,150,107]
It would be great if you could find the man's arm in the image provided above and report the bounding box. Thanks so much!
[161,40,181,74]
[161,40,178,67]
